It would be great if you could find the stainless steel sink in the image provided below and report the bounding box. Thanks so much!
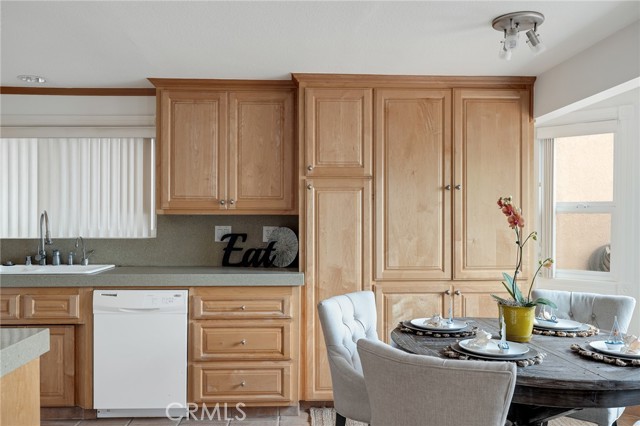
[0,264,115,275]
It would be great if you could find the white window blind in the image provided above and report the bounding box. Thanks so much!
[0,137,156,238]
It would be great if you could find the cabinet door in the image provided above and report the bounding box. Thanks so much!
[373,283,450,344]
[303,178,372,400]
[40,325,75,407]
[375,89,452,281]
[158,90,228,211]
[304,88,373,177]
[453,89,532,280]
[452,282,512,319]
[228,90,294,212]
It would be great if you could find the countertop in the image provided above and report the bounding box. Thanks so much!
[0,266,304,288]
[0,328,50,378]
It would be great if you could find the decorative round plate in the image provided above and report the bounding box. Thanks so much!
[452,342,538,361]
[267,227,298,267]
[533,318,583,331]
[409,318,469,332]
[458,338,530,357]
[589,340,640,359]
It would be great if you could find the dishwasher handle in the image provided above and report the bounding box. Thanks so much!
[118,307,161,313]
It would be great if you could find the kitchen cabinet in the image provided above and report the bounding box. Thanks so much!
[0,288,92,408]
[302,178,372,400]
[295,75,534,401]
[150,79,295,214]
[189,286,299,406]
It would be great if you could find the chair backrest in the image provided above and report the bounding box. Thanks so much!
[532,289,636,331]
[358,339,517,426]
[317,290,378,373]
[317,291,378,423]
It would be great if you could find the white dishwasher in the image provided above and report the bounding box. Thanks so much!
[93,289,188,418]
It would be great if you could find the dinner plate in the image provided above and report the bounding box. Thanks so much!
[452,342,537,361]
[458,338,529,357]
[589,340,640,359]
[410,318,468,331]
[533,318,583,331]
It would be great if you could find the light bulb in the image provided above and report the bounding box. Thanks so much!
[498,43,512,61]
[526,29,546,54]
[504,27,519,50]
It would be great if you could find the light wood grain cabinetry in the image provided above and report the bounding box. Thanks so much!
[150,79,295,214]
[0,288,91,408]
[189,287,299,406]
[295,75,534,401]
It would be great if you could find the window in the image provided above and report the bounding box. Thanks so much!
[539,112,627,282]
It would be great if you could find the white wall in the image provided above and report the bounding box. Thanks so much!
[534,21,640,120]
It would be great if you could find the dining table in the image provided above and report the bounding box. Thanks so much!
[390,317,640,426]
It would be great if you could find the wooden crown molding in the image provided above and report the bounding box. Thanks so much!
[148,78,296,90]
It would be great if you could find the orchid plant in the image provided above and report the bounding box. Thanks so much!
[491,196,557,309]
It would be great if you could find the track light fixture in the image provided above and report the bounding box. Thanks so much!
[492,11,545,60]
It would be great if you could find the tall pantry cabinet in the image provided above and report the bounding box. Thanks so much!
[295,74,534,401]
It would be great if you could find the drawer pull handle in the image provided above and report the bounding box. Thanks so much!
[241,339,247,345]
[240,381,246,387]
[240,305,246,310]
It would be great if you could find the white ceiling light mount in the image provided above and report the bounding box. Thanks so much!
[492,11,545,61]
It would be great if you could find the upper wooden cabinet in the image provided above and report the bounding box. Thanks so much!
[374,86,532,282]
[453,88,532,280]
[150,79,296,214]
[301,88,373,177]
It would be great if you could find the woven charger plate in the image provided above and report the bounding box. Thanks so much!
[443,344,546,367]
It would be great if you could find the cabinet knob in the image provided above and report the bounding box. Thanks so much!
[307,165,314,172]
[445,289,451,295]
[220,200,226,206]
[241,339,247,345]
[229,199,235,205]
[444,185,451,191]
[307,184,313,190]
[240,305,246,310]
[240,381,246,387]
[455,290,462,296]
[455,184,462,190]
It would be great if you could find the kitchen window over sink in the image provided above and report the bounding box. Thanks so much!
[0,137,155,238]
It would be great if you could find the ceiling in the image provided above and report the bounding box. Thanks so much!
[1,1,639,88]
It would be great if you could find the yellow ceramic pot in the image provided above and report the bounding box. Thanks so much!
[500,304,535,343]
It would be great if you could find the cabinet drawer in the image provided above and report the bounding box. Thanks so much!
[0,294,20,320]
[191,364,292,403]
[192,321,290,361]
[192,296,290,319]
[22,294,80,320]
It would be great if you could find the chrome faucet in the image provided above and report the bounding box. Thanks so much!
[75,236,94,265]
[35,210,52,265]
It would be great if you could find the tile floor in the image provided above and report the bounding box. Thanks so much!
[41,412,310,426]
[38,411,640,426]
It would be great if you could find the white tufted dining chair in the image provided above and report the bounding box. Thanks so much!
[532,289,637,426]
[317,291,378,426]
[357,338,517,426]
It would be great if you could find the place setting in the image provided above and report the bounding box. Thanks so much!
[442,320,546,367]
[571,316,640,367]
[532,306,599,337]
[400,305,477,337]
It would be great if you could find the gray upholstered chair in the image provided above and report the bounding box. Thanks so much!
[357,338,517,426]
[317,291,378,426]
[532,289,637,426]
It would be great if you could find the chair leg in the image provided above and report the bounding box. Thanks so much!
[335,412,347,426]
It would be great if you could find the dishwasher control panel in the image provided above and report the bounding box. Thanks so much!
[93,290,188,313]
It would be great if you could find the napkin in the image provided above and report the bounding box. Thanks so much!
[467,329,492,348]
[424,314,445,327]
[622,334,640,355]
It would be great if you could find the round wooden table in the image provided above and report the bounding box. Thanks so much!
[391,318,640,426]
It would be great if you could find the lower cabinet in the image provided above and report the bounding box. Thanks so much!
[189,287,299,406]
[0,288,91,408]
[373,282,511,343]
